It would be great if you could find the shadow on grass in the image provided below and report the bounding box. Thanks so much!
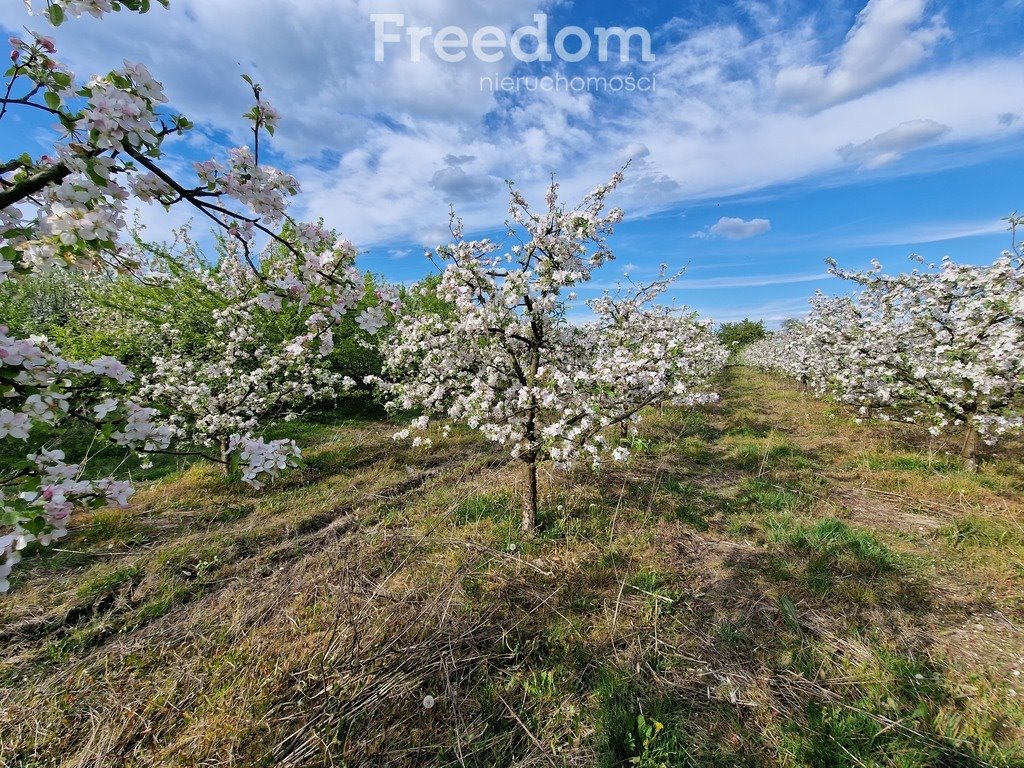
[4,367,1021,768]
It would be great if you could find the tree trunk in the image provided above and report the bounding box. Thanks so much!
[521,459,538,534]
[961,426,979,473]
[219,440,231,476]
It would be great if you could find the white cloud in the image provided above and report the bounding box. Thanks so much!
[620,142,650,161]
[693,216,772,240]
[0,0,553,159]
[775,0,949,113]
[431,155,503,201]
[4,1,1022,247]
[837,118,950,168]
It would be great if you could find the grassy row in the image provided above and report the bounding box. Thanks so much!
[1,368,1022,766]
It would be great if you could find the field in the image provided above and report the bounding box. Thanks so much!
[2,367,1023,767]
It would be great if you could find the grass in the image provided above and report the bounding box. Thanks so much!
[762,513,912,604]
[75,563,141,600]
[765,514,899,574]
[454,491,517,524]
[1,368,1022,767]
[859,452,967,473]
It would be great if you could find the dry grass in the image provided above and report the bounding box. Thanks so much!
[2,370,1023,767]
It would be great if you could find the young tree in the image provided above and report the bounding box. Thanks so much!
[741,319,813,391]
[822,253,1024,470]
[1,2,389,590]
[110,230,396,482]
[373,176,726,531]
[743,238,1024,471]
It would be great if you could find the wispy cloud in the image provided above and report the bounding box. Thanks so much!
[701,297,816,326]
[677,272,827,289]
[850,218,1012,246]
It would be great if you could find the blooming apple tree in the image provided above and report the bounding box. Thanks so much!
[373,176,726,531]
[740,295,863,395]
[823,252,1023,468]
[740,321,813,389]
[742,237,1024,470]
[1,1,389,590]
[0,326,171,593]
[130,236,399,486]
[585,270,728,437]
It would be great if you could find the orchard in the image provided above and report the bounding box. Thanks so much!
[742,242,1024,471]
[1,2,1023,767]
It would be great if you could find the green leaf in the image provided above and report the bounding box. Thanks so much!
[44,90,61,110]
[779,595,800,630]
[47,4,65,26]
[85,164,107,187]
[24,515,46,537]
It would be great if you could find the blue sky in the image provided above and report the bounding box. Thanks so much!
[2,0,1022,326]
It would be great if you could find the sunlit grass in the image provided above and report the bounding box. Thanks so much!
[2,367,1021,767]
